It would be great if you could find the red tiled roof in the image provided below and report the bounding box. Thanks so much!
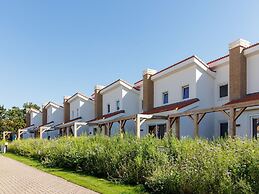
[225,93,259,105]
[100,79,138,93]
[151,56,213,78]
[64,117,82,124]
[143,98,199,114]
[39,121,54,127]
[243,42,259,51]
[89,110,125,122]
[134,79,143,85]
[207,54,229,66]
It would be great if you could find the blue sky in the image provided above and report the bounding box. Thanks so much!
[0,0,259,108]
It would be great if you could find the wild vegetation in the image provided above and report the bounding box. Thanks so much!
[8,135,259,194]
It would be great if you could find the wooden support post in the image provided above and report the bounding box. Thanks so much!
[18,129,21,140]
[193,114,199,138]
[39,127,43,139]
[74,123,77,137]
[119,120,126,138]
[229,108,236,138]
[175,117,180,139]
[66,127,69,136]
[3,132,6,141]
[136,115,141,138]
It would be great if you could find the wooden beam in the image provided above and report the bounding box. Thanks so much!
[198,113,206,124]
[193,114,199,138]
[175,117,180,139]
[230,108,236,137]
[221,110,230,118]
[136,115,141,138]
[235,107,246,121]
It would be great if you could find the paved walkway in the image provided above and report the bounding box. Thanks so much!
[0,155,98,194]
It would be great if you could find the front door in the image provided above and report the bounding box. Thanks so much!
[220,122,228,138]
[157,124,166,139]
[148,125,156,136]
[252,118,259,139]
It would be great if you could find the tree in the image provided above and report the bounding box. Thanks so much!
[0,102,40,138]
[23,102,40,111]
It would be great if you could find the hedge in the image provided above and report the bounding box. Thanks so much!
[8,135,259,194]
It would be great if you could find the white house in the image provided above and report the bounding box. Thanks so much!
[89,79,140,136]
[57,92,95,137]
[135,56,216,139]
[22,108,42,139]
[207,39,259,139]
[39,101,64,139]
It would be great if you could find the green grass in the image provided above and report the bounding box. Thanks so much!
[3,153,146,194]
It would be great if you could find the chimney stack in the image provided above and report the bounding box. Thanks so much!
[42,106,47,125]
[25,109,31,127]
[143,69,157,112]
[229,39,251,101]
[63,96,70,123]
[95,85,105,118]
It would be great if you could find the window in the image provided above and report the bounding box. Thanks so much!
[220,122,228,138]
[141,100,144,110]
[219,84,228,98]
[116,100,120,111]
[107,104,111,113]
[72,110,74,118]
[163,92,168,104]
[76,108,79,117]
[182,85,189,99]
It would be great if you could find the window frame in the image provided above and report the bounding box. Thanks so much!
[182,85,190,100]
[116,100,120,111]
[107,104,111,113]
[219,83,228,99]
[162,91,169,104]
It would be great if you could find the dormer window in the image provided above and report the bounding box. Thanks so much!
[219,84,228,98]
[76,108,79,117]
[116,100,120,111]
[182,85,189,99]
[163,92,168,104]
[107,104,111,113]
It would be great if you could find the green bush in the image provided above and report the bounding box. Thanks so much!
[8,136,259,194]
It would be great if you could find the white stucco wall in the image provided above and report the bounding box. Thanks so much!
[247,54,259,94]
[69,98,94,121]
[102,86,123,114]
[47,106,64,125]
[153,66,197,108]
[30,112,42,127]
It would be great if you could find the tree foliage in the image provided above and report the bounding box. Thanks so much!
[0,102,40,134]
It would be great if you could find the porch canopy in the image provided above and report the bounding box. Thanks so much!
[56,117,88,137]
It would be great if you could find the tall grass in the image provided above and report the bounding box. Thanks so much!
[8,136,259,194]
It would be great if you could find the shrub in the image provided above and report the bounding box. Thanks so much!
[8,136,259,194]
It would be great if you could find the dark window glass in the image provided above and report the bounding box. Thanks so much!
[183,86,189,99]
[116,100,120,111]
[220,123,228,138]
[220,84,228,98]
[157,124,166,139]
[107,104,110,113]
[163,92,168,104]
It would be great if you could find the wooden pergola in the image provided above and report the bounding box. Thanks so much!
[2,131,12,141]
[168,99,259,138]
[90,114,168,138]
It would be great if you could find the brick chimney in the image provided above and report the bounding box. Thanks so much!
[229,39,251,101]
[42,106,47,125]
[63,96,70,123]
[25,110,31,127]
[95,85,105,118]
[143,69,157,112]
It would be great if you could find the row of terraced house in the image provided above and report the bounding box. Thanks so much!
[21,39,259,140]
